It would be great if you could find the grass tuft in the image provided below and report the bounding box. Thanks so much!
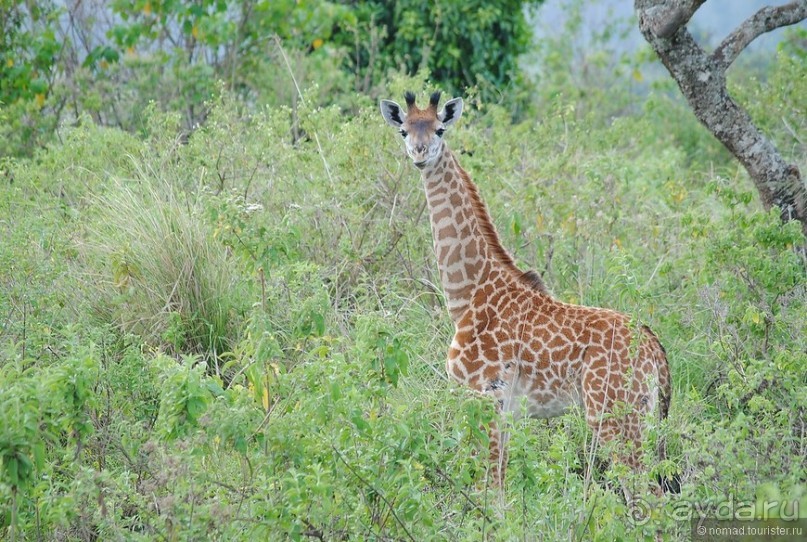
[82,169,245,365]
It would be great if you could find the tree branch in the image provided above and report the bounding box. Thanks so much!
[635,0,807,236]
[637,0,708,39]
[331,445,417,542]
[713,1,807,69]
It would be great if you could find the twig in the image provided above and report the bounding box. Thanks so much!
[21,299,27,361]
[331,445,417,542]
[302,518,325,540]
[215,148,226,195]
[713,1,807,70]
[242,162,259,203]
[781,116,804,146]
[250,394,279,438]
[203,477,253,499]
[273,35,335,188]
[574,492,599,542]
[432,466,494,523]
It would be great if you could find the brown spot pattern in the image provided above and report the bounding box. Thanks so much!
[388,94,672,490]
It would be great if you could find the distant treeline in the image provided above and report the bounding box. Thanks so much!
[0,0,542,157]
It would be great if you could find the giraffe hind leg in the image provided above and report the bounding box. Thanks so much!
[585,404,648,504]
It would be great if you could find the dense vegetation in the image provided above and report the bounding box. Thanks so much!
[0,0,540,157]
[1,2,805,540]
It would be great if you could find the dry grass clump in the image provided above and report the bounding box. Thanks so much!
[84,170,245,363]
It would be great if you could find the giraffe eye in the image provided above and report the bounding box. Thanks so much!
[399,129,407,138]
[436,128,445,137]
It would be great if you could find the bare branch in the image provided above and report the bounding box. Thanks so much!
[636,0,708,39]
[331,445,417,542]
[714,1,807,69]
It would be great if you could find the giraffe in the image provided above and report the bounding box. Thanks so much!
[379,91,673,493]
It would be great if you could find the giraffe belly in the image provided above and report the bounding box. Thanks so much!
[497,371,583,420]
[525,389,582,419]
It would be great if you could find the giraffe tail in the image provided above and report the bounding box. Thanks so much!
[658,363,672,424]
[646,327,680,494]
[657,383,680,493]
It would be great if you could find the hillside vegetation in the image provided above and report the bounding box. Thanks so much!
[1,8,806,541]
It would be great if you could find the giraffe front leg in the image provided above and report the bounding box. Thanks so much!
[487,402,509,488]
[445,335,510,488]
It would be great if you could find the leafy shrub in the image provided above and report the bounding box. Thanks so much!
[733,35,806,163]
[0,1,62,157]
[2,0,547,157]
[0,346,100,539]
[678,182,806,494]
[329,0,543,100]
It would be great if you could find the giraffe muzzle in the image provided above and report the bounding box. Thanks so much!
[414,160,427,169]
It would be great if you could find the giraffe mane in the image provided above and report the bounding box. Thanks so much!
[450,153,549,295]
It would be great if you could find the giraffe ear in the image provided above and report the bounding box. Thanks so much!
[380,100,405,128]
[438,97,463,127]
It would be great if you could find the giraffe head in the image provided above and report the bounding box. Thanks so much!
[380,91,463,169]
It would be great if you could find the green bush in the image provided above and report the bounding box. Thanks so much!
[0,1,61,157]
[2,0,545,157]
[329,0,543,100]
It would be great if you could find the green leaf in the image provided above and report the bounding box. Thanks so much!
[32,442,45,470]
[206,380,225,397]
[351,412,369,433]
[186,396,207,420]
[312,312,325,337]
[5,456,19,486]
[329,380,341,402]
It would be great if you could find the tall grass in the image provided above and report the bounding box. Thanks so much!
[82,168,246,366]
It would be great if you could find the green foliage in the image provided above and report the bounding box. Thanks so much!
[0,1,58,103]
[672,184,807,505]
[733,34,806,163]
[0,14,805,540]
[330,0,542,100]
[1,0,545,157]
[0,344,99,536]
[356,316,410,388]
[0,1,61,156]
[152,354,219,439]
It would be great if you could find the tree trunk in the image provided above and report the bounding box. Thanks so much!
[635,0,807,236]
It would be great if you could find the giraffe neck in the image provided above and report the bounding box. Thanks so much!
[420,143,545,323]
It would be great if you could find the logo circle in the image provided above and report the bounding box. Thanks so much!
[629,497,652,526]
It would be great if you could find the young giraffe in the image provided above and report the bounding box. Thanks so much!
[380,91,672,492]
